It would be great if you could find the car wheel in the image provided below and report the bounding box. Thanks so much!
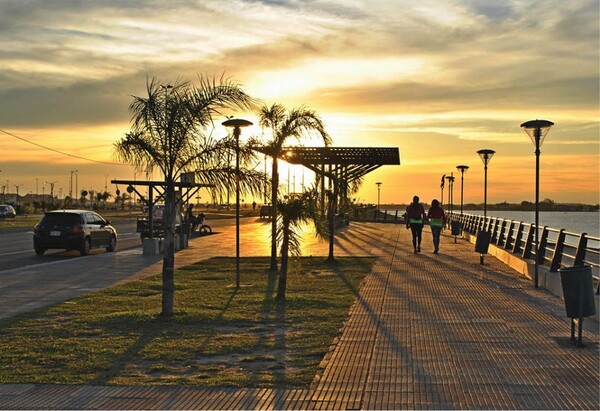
[34,246,46,256]
[80,238,91,256]
[106,235,117,252]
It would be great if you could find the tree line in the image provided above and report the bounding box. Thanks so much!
[113,75,331,317]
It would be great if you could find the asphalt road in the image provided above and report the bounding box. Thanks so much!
[0,216,267,320]
[0,220,142,272]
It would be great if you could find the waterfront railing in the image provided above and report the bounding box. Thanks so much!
[353,208,599,290]
[452,212,599,290]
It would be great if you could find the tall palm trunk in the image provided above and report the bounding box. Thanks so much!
[270,159,279,271]
[277,221,290,299]
[161,180,176,316]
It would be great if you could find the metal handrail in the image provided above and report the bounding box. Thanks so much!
[452,213,600,283]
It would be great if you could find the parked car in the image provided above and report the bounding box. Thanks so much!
[136,204,184,241]
[0,204,16,218]
[33,210,117,256]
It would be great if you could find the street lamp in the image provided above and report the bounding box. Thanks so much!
[45,180,58,207]
[521,119,553,288]
[222,117,253,288]
[14,184,23,205]
[70,170,78,200]
[445,174,455,216]
[476,149,495,265]
[456,165,469,215]
[446,174,457,241]
[376,182,382,211]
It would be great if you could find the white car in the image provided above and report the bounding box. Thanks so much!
[0,204,16,218]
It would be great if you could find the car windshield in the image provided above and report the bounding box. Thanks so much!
[40,213,81,225]
[0,205,9,211]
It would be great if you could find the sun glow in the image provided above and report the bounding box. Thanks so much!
[251,56,429,100]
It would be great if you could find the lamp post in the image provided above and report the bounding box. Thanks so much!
[476,149,495,265]
[521,119,553,288]
[14,184,23,206]
[222,118,253,288]
[376,182,382,211]
[445,174,455,216]
[440,174,445,206]
[45,180,57,207]
[70,170,78,200]
[456,165,469,215]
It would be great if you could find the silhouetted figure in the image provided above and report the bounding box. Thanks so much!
[406,195,426,254]
[427,199,446,254]
[185,204,194,223]
[252,201,257,210]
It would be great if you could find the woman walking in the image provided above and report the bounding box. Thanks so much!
[406,195,426,254]
[427,199,446,254]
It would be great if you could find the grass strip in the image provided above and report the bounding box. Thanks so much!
[0,256,374,388]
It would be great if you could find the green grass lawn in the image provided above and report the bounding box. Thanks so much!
[0,215,41,231]
[0,256,374,388]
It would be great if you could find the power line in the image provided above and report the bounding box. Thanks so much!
[0,128,127,166]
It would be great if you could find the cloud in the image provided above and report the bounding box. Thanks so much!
[0,0,597,203]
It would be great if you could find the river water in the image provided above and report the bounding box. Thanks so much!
[462,210,599,239]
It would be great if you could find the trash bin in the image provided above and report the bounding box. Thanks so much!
[475,230,490,254]
[559,265,596,319]
[451,221,461,236]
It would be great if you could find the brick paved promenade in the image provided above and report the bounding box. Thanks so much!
[0,221,598,409]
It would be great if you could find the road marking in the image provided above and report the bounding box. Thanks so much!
[0,247,143,273]
[0,250,33,256]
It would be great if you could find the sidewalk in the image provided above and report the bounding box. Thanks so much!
[1,222,598,409]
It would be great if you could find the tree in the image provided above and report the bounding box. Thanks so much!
[257,103,331,271]
[80,190,88,207]
[114,75,257,317]
[100,191,112,208]
[276,189,326,300]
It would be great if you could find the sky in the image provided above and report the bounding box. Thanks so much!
[0,0,598,206]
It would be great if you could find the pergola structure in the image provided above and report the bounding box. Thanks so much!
[256,146,400,211]
[256,146,400,260]
[111,179,214,239]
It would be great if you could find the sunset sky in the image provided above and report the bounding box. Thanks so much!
[0,0,598,206]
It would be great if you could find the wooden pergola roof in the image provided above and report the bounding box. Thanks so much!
[256,146,400,183]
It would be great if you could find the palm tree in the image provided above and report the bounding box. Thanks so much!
[100,191,112,208]
[276,189,326,300]
[114,75,258,317]
[257,103,331,271]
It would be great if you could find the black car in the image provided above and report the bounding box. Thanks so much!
[33,210,117,256]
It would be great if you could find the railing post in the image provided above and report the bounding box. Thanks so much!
[537,226,549,265]
[549,229,566,272]
[384,210,387,221]
[523,224,534,259]
[574,233,588,266]
[513,222,524,254]
[374,209,378,221]
[498,220,507,247]
[491,218,500,244]
[505,221,515,250]
[394,210,398,221]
